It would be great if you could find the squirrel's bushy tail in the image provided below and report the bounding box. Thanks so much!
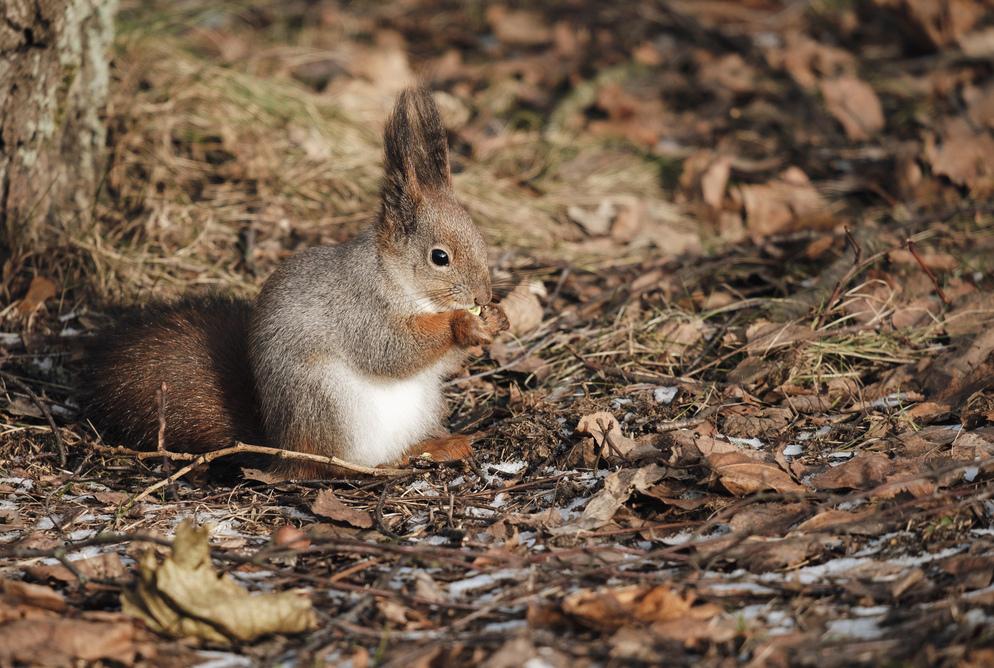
[82,296,264,453]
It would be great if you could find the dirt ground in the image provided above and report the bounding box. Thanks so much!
[3,1,994,666]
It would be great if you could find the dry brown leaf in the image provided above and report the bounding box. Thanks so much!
[925,117,994,197]
[567,200,615,236]
[588,82,670,147]
[771,33,855,89]
[706,452,806,496]
[1,579,66,612]
[820,76,885,140]
[698,54,756,95]
[810,452,892,490]
[701,156,732,210]
[966,83,994,129]
[15,275,57,317]
[655,318,707,359]
[311,489,373,529]
[576,411,638,458]
[485,5,551,46]
[553,465,665,533]
[739,167,834,239]
[501,282,543,336]
[122,522,315,644]
[563,584,718,631]
[24,553,126,585]
[0,617,140,666]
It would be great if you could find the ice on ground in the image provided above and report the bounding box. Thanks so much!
[653,386,678,404]
[448,569,525,597]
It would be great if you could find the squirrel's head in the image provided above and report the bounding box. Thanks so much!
[375,88,491,313]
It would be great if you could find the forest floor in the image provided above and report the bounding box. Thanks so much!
[3,1,994,666]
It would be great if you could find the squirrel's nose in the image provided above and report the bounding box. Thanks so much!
[474,287,491,306]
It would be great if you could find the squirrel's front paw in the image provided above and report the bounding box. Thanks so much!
[480,303,510,336]
[451,309,492,347]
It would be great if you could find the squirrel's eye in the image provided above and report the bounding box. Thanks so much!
[430,248,450,267]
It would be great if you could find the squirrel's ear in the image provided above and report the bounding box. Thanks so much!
[378,87,451,239]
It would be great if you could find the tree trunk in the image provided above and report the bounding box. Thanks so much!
[0,0,117,254]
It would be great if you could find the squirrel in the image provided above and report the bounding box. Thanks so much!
[83,88,509,478]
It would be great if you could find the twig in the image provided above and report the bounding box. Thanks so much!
[155,382,167,454]
[907,239,950,305]
[94,442,412,503]
[1,371,66,467]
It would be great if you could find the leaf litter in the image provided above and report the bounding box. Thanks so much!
[2,0,994,666]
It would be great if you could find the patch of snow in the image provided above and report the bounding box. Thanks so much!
[31,356,54,372]
[0,333,21,346]
[59,327,83,337]
[824,616,884,640]
[828,451,853,459]
[524,659,555,668]
[405,480,435,496]
[491,492,508,509]
[964,466,979,482]
[466,506,495,518]
[730,437,764,449]
[490,460,527,476]
[482,619,527,634]
[783,444,803,456]
[870,393,914,409]
[708,582,777,596]
[67,529,96,541]
[0,477,33,493]
[653,386,679,404]
[193,651,254,668]
[34,517,56,530]
[448,569,524,598]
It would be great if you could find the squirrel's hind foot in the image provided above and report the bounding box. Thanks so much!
[403,434,474,464]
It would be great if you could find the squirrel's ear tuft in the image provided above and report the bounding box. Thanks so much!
[378,88,451,238]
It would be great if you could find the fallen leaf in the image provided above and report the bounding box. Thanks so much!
[553,465,666,532]
[24,553,126,585]
[810,452,892,490]
[122,522,316,644]
[1,579,66,612]
[771,33,855,89]
[655,318,707,359]
[563,584,724,637]
[820,76,885,140]
[311,489,373,529]
[501,282,543,336]
[15,276,57,317]
[576,411,638,459]
[485,5,551,46]
[568,200,615,236]
[272,526,311,551]
[925,117,994,197]
[706,452,806,496]
[701,155,732,209]
[739,167,834,239]
[0,617,140,666]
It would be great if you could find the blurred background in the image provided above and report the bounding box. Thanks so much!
[3,2,994,664]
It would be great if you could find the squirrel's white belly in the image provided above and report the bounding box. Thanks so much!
[320,361,446,466]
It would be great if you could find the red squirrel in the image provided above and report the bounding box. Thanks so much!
[83,88,509,478]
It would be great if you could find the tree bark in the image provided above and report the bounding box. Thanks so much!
[0,0,117,254]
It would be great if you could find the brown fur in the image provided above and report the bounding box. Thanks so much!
[81,296,264,453]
